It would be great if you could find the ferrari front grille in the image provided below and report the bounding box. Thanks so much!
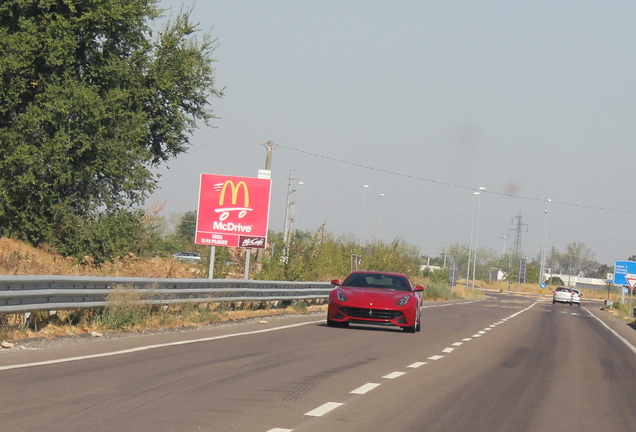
[341,307,402,320]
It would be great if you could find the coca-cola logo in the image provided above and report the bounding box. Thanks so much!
[240,236,266,248]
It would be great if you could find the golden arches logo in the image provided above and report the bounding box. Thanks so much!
[219,180,250,208]
[216,180,252,221]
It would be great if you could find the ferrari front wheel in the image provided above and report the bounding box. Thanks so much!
[403,324,416,333]
[327,319,349,328]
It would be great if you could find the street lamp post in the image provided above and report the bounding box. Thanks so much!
[359,185,370,248]
[501,236,509,255]
[472,187,486,289]
[376,193,385,243]
[539,199,551,292]
[466,191,478,286]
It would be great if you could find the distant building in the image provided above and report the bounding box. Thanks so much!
[490,268,505,281]
[420,265,441,273]
[545,274,606,289]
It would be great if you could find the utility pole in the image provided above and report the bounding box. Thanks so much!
[539,199,551,293]
[244,141,275,279]
[511,211,528,290]
[265,140,273,170]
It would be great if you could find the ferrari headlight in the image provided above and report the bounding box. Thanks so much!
[396,295,410,306]
[337,290,348,302]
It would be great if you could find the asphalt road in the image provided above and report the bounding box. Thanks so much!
[1,293,635,432]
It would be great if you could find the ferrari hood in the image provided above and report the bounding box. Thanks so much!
[339,287,412,306]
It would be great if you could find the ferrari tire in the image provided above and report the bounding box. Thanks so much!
[327,319,348,328]
[403,325,416,333]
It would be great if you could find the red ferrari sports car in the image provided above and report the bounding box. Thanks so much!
[327,271,424,333]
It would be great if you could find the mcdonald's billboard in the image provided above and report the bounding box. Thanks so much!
[195,174,272,248]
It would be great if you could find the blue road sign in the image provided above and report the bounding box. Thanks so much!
[540,282,546,289]
[614,260,636,285]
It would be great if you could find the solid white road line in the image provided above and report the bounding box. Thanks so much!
[0,320,325,372]
[584,307,636,356]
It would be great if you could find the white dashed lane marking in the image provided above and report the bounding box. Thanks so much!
[383,371,406,379]
[268,301,540,432]
[351,383,380,395]
[305,402,344,417]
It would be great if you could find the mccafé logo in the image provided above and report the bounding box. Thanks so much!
[240,237,266,248]
[214,180,253,221]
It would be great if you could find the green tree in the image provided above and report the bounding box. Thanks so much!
[446,243,470,278]
[0,1,221,260]
[563,242,595,277]
[176,211,197,241]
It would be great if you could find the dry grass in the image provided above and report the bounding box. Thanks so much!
[0,238,328,341]
[0,237,202,278]
[1,303,328,342]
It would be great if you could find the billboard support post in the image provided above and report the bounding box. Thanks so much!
[209,246,216,279]
[244,248,251,280]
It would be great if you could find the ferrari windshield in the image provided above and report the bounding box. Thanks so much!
[342,273,411,291]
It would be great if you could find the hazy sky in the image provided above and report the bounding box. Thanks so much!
[150,0,636,267]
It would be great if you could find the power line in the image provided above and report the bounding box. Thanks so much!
[185,141,635,215]
[276,143,636,215]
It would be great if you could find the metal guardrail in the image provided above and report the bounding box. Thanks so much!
[0,276,334,314]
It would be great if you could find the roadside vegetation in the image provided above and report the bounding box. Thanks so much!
[601,296,636,322]
[2,224,635,344]
[0,233,484,343]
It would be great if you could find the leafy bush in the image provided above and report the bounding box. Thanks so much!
[256,229,422,282]
[98,285,152,329]
[428,268,449,284]
[423,282,452,300]
[547,276,564,286]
